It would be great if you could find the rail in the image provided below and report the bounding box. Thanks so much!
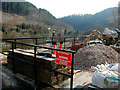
[2,36,76,49]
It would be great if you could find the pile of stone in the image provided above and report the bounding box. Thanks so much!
[74,44,119,70]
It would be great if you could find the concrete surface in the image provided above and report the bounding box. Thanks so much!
[55,70,94,89]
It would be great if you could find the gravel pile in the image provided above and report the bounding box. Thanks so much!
[74,44,119,70]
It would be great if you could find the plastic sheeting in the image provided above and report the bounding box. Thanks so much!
[92,63,120,88]
[103,28,118,38]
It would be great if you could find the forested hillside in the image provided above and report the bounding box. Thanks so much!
[59,7,117,31]
[1,2,73,39]
[1,1,118,39]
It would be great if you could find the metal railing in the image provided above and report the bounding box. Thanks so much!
[1,38,76,89]
[2,36,76,49]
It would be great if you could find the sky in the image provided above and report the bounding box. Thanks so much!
[26,0,120,18]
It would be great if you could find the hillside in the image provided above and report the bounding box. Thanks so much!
[59,7,117,31]
[1,2,73,38]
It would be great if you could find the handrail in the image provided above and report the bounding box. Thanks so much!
[2,36,76,41]
[3,40,76,53]
[1,38,76,89]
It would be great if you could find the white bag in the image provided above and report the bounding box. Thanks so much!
[92,63,120,88]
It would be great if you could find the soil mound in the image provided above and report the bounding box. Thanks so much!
[74,44,119,70]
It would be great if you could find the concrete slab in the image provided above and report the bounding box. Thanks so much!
[55,70,94,88]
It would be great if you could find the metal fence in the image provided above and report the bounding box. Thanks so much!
[2,36,76,49]
[2,37,76,89]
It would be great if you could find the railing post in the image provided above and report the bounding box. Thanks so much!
[14,39,16,49]
[64,37,66,49]
[52,37,53,43]
[70,53,75,90]
[51,37,53,53]
[12,42,15,73]
[35,38,37,45]
[34,46,37,85]
[12,42,14,54]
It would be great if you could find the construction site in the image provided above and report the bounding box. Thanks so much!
[0,28,120,89]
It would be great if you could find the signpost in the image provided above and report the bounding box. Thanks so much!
[56,51,72,67]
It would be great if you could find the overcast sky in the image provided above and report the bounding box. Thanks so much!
[26,0,120,18]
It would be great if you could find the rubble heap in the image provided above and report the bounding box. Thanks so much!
[74,44,119,70]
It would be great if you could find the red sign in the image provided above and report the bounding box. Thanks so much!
[56,51,72,67]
